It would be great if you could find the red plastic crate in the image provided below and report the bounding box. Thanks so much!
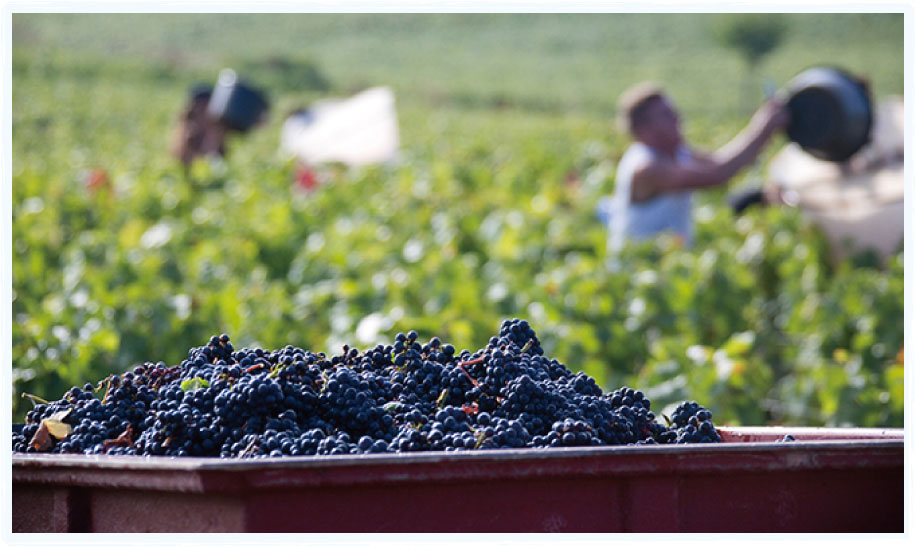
[11,426,903,532]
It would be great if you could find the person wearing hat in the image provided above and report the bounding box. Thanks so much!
[606,82,789,252]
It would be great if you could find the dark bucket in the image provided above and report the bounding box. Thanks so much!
[785,67,872,162]
[207,69,270,132]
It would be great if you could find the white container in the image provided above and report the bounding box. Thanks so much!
[767,97,904,262]
[281,87,400,167]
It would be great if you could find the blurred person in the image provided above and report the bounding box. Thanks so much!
[170,84,227,171]
[605,82,789,253]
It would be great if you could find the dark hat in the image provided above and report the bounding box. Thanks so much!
[189,82,213,101]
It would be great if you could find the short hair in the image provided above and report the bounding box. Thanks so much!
[616,82,666,136]
[189,83,213,102]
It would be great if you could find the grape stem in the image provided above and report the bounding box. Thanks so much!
[457,357,483,387]
[239,436,259,458]
[436,389,450,408]
[99,376,115,404]
[102,425,136,452]
[473,428,486,449]
[20,392,50,406]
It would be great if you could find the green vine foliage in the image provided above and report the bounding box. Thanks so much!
[11,14,903,427]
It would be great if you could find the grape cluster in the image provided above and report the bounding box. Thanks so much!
[668,401,721,443]
[12,318,721,458]
[547,419,596,447]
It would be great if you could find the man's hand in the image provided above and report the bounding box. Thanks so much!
[752,98,791,135]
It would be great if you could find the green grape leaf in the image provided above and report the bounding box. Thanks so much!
[436,389,450,409]
[383,401,404,413]
[180,377,210,392]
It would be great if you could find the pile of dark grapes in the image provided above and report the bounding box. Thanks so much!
[12,319,722,458]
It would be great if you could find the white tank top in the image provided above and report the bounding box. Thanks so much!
[608,142,694,253]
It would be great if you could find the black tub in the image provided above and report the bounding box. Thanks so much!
[785,66,872,162]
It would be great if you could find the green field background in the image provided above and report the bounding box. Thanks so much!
[10,13,904,426]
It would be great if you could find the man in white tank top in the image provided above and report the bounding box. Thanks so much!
[607,82,789,253]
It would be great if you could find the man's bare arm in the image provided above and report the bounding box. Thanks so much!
[630,100,789,203]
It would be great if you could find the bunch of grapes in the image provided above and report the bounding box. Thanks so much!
[668,401,721,443]
[12,319,722,458]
